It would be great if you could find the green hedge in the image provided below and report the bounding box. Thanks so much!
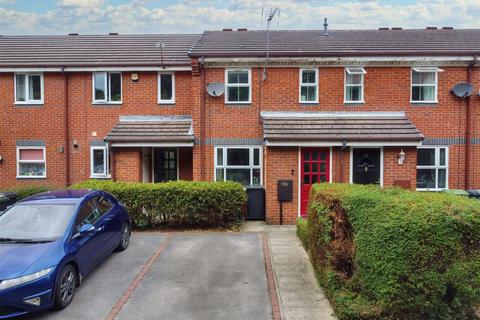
[2,185,53,200]
[299,183,480,320]
[70,180,247,228]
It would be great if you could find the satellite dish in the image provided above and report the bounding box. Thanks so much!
[451,82,474,98]
[206,83,225,97]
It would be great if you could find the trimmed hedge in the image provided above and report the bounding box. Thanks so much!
[70,180,247,228]
[299,183,480,320]
[2,185,53,200]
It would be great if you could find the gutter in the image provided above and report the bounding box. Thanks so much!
[465,54,478,190]
[200,57,206,180]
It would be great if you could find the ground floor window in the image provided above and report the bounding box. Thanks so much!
[215,146,262,186]
[90,146,109,178]
[17,147,46,178]
[416,146,448,190]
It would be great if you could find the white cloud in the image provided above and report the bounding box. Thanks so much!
[0,0,479,35]
[58,0,104,8]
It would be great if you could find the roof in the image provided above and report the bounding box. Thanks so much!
[104,115,194,145]
[20,189,92,204]
[260,111,424,145]
[0,34,200,67]
[190,29,480,57]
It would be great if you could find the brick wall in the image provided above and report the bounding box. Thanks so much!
[113,148,142,182]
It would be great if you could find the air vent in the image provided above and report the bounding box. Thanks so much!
[442,27,454,30]
[109,32,119,36]
[378,27,389,30]
[391,27,403,30]
[426,27,437,30]
[68,33,79,36]
[222,28,233,31]
[237,28,248,31]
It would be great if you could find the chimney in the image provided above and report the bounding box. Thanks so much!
[323,17,328,36]
[378,27,389,30]
[391,27,403,30]
[109,32,119,35]
[237,28,247,31]
[222,28,233,31]
[426,27,437,30]
[442,27,454,30]
[68,33,79,36]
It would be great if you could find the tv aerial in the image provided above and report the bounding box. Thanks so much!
[206,83,225,97]
[451,82,474,98]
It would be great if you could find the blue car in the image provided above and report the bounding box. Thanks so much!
[0,189,131,318]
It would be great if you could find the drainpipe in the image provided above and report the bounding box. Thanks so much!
[62,67,70,187]
[465,54,478,190]
[200,57,206,180]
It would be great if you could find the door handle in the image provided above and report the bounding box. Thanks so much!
[97,226,105,232]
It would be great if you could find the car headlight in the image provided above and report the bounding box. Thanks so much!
[0,267,54,291]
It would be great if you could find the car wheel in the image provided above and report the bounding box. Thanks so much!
[53,264,77,310]
[116,223,131,251]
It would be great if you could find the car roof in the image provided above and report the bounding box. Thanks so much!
[19,189,100,205]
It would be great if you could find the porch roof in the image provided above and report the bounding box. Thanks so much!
[105,115,194,147]
[260,111,424,147]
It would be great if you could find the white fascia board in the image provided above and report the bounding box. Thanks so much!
[0,68,63,73]
[265,140,422,147]
[64,66,192,72]
[260,111,405,119]
[203,56,476,64]
[110,142,194,147]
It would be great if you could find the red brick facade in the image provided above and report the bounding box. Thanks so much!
[1,62,479,224]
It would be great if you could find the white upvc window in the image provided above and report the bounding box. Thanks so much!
[225,69,251,104]
[299,68,318,103]
[92,72,122,103]
[214,146,262,186]
[344,67,366,103]
[14,73,44,104]
[90,146,110,178]
[158,72,175,104]
[416,146,448,191]
[411,67,443,103]
[16,147,46,178]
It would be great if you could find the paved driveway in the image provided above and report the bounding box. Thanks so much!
[21,232,273,320]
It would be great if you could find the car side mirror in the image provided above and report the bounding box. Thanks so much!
[73,224,95,239]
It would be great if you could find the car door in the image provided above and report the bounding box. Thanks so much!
[71,198,105,276]
[94,194,122,255]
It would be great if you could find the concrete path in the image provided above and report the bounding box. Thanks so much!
[242,222,337,320]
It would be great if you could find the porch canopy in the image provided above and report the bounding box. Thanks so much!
[104,115,194,147]
[260,111,424,147]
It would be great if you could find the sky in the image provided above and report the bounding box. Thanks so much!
[0,0,479,35]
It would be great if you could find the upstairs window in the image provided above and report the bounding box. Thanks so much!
[17,147,46,178]
[416,147,448,190]
[345,67,366,103]
[93,72,122,103]
[225,69,251,103]
[299,69,318,103]
[15,74,44,104]
[411,67,443,103]
[158,72,175,104]
[215,147,262,186]
[90,146,109,178]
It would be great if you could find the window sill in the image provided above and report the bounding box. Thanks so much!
[14,102,44,107]
[16,176,46,179]
[225,103,251,107]
[416,188,447,192]
[344,101,365,106]
[158,102,175,106]
[410,101,438,106]
[92,102,122,107]
[299,101,319,104]
[90,175,111,179]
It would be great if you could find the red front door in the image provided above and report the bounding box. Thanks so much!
[301,148,330,217]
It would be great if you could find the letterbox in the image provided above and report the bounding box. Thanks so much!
[277,180,293,202]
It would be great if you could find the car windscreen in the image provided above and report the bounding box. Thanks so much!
[0,203,76,241]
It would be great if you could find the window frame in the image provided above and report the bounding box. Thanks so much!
[92,72,122,104]
[224,69,252,104]
[90,146,110,178]
[410,67,442,104]
[16,146,47,179]
[158,72,176,104]
[299,68,319,104]
[14,73,44,105]
[344,67,366,103]
[416,146,448,191]
[214,146,262,186]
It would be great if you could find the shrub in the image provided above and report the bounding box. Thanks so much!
[296,218,308,247]
[70,180,247,228]
[2,185,53,200]
[300,183,480,320]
